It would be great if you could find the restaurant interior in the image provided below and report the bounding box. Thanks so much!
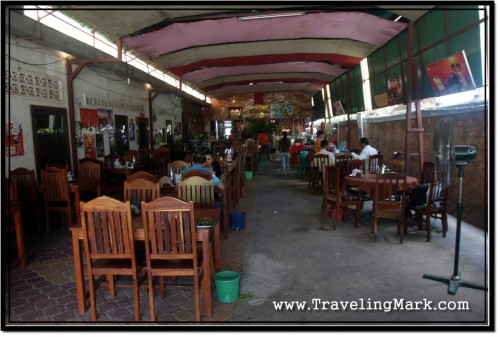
[3,4,491,330]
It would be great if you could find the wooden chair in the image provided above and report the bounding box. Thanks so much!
[181,169,213,181]
[140,197,203,321]
[335,153,351,178]
[308,154,329,191]
[177,176,215,208]
[371,172,407,244]
[5,178,27,268]
[103,154,123,198]
[76,158,103,203]
[421,161,435,184]
[126,170,158,183]
[368,153,384,173]
[386,159,405,174]
[139,148,156,173]
[322,166,361,230]
[10,167,41,235]
[168,160,192,175]
[40,167,73,235]
[123,178,160,209]
[79,196,146,321]
[415,174,449,241]
[154,148,170,177]
[123,150,140,165]
[345,159,367,204]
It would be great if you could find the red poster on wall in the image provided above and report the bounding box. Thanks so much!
[83,133,96,159]
[5,122,24,156]
[80,108,99,128]
[425,50,476,96]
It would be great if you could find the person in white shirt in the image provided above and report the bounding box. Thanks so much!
[314,139,335,167]
[351,137,378,171]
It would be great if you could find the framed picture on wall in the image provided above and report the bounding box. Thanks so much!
[174,122,182,135]
[425,50,476,96]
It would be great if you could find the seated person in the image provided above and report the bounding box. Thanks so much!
[313,139,335,167]
[351,137,378,171]
[182,152,225,190]
[204,150,222,178]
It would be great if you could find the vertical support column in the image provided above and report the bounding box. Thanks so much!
[404,21,425,178]
[148,88,154,150]
[66,60,78,177]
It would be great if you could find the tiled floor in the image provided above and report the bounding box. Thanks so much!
[4,178,255,325]
[4,156,490,328]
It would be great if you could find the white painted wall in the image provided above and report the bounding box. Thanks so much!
[6,34,182,176]
[6,35,69,173]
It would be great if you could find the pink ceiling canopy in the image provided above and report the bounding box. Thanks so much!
[124,12,406,58]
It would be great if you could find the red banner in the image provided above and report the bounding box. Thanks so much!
[80,108,99,128]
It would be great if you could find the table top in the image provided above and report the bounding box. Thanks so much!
[344,173,418,193]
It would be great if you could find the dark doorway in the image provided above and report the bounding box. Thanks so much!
[31,105,70,180]
[137,117,149,149]
[114,114,129,156]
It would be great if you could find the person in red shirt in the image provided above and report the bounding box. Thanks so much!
[258,130,271,161]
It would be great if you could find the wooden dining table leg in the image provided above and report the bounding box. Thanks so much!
[71,230,87,314]
[12,206,26,268]
[222,189,229,240]
[201,232,212,318]
[214,217,221,272]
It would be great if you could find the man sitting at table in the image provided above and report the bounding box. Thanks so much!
[182,152,225,190]
[351,137,378,171]
[313,139,335,167]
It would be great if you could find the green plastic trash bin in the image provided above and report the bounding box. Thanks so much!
[215,271,241,303]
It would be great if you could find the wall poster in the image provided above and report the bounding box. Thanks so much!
[5,122,24,156]
[83,132,96,159]
[425,50,476,96]
[387,76,403,105]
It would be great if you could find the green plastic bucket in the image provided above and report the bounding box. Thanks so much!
[214,271,241,303]
[244,171,253,180]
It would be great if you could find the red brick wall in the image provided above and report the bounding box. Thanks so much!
[337,105,487,229]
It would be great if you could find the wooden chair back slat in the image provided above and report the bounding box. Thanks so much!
[141,197,201,321]
[78,158,102,181]
[123,178,160,207]
[177,176,214,207]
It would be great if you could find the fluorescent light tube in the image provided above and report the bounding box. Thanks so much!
[239,12,305,20]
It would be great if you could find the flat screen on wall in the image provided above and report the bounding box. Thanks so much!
[425,50,476,96]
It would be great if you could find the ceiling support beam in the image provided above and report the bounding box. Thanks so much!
[66,39,123,176]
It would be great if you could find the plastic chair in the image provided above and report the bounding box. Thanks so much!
[141,197,203,321]
[295,150,310,177]
[80,196,146,321]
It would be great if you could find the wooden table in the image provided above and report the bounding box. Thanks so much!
[344,173,419,196]
[5,202,26,268]
[104,166,141,176]
[69,179,102,224]
[70,207,221,319]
